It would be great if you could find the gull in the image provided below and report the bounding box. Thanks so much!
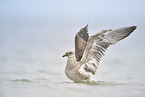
[62,25,136,82]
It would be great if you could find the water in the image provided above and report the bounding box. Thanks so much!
[0,23,145,97]
[0,0,145,97]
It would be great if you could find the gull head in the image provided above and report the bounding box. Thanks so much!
[62,50,75,57]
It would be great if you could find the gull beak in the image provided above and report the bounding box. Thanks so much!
[62,54,67,57]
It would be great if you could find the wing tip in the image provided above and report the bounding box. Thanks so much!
[127,25,137,34]
[80,24,89,32]
[131,25,137,30]
[85,24,88,29]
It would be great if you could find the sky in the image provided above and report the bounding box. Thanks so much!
[0,0,145,24]
[0,0,145,55]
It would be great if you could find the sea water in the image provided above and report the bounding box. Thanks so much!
[0,22,145,97]
[0,0,145,96]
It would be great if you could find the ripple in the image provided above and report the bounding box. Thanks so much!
[63,80,126,86]
[37,70,61,75]
[13,79,32,82]
[94,81,125,86]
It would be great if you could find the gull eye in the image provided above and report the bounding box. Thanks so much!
[69,52,72,54]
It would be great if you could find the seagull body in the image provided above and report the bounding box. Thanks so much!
[64,51,91,81]
[63,25,136,82]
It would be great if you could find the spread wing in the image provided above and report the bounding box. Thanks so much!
[75,24,89,62]
[80,26,137,75]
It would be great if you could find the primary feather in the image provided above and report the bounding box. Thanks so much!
[80,26,136,75]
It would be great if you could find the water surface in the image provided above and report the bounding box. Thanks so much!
[0,0,145,97]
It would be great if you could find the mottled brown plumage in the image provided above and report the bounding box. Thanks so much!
[63,25,137,82]
[75,24,89,61]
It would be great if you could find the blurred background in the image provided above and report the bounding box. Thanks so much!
[0,0,145,97]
